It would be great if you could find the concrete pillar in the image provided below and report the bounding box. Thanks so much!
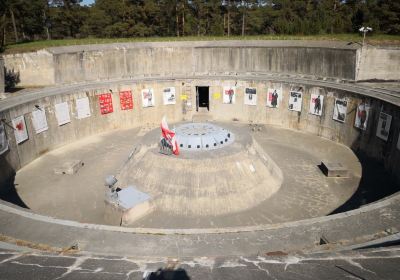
[0,56,4,96]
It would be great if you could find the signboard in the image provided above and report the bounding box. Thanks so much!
[55,102,71,126]
[244,88,257,106]
[119,90,133,110]
[333,98,348,123]
[0,123,8,155]
[212,93,221,100]
[99,93,113,115]
[12,115,28,144]
[288,91,303,112]
[163,87,176,105]
[309,94,324,116]
[76,97,91,119]
[32,109,48,134]
[223,86,236,104]
[267,88,282,108]
[142,88,155,107]
[376,112,392,141]
[354,102,370,130]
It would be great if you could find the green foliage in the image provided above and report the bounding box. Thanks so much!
[4,68,20,91]
[0,0,399,49]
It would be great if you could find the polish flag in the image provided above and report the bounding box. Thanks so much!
[161,116,179,155]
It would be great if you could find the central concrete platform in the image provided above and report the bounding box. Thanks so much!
[12,122,361,229]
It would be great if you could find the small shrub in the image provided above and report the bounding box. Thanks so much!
[4,68,20,91]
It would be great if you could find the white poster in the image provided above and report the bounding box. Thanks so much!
[397,133,400,151]
[333,98,348,123]
[309,94,324,116]
[142,88,155,107]
[12,115,28,144]
[0,123,8,155]
[376,112,392,141]
[223,86,236,104]
[76,97,91,119]
[267,88,282,108]
[288,91,303,112]
[55,102,71,126]
[244,88,257,106]
[354,103,370,130]
[32,109,48,134]
[163,87,176,105]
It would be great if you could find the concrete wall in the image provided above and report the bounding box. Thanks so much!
[3,41,360,87]
[1,78,400,192]
[357,47,400,81]
[3,50,55,87]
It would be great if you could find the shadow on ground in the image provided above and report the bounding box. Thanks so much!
[330,151,400,215]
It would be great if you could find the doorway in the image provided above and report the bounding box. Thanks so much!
[196,86,209,112]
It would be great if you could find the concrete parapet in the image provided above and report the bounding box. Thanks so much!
[356,46,400,81]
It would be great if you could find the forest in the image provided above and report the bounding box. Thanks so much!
[0,0,399,48]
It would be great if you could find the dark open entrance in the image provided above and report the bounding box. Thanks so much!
[196,86,209,111]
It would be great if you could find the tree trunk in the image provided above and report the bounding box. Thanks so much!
[242,12,245,36]
[1,14,6,47]
[182,3,185,36]
[227,0,231,37]
[9,8,19,43]
[176,3,179,37]
[44,0,51,40]
[223,13,226,35]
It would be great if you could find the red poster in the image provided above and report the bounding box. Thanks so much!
[99,93,114,115]
[119,90,133,110]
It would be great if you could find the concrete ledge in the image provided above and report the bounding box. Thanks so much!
[1,74,399,112]
[0,191,399,257]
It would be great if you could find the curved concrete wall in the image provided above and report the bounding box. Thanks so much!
[1,76,400,193]
[3,41,360,87]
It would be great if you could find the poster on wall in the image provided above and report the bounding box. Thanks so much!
[163,87,176,105]
[376,112,392,141]
[267,88,282,108]
[142,88,155,107]
[223,86,236,104]
[309,94,324,116]
[119,90,133,110]
[55,102,71,126]
[244,88,257,106]
[76,97,91,119]
[32,109,48,134]
[12,115,28,144]
[99,93,114,115]
[333,98,348,123]
[288,91,303,112]
[0,123,8,155]
[354,102,370,130]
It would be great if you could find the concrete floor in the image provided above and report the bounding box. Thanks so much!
[14,122,361,228]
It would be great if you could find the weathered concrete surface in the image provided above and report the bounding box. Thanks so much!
[357,46,400,81]
[3,41,359,87]
[0,75,399,198]
[0,246,400,280]
[12,124,359,227]
[3,50,55,87]
[0,191,399,257]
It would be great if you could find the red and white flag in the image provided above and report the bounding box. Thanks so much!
[161,116,179,155]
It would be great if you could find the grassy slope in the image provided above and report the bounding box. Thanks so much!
[2,34,400,54]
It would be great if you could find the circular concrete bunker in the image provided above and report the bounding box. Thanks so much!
[0,41,399,255]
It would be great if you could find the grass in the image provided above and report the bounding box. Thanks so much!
[2,34,400,54]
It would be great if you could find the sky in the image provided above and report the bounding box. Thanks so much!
[81,0,95,6]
